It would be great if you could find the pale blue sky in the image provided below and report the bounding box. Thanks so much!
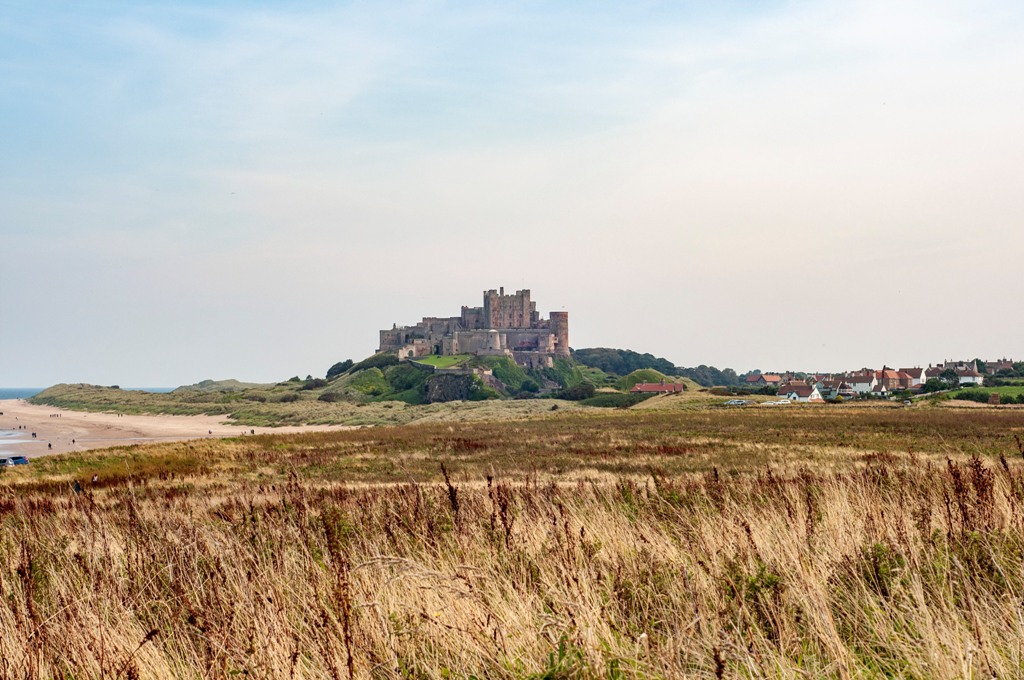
[2,1,1022,385]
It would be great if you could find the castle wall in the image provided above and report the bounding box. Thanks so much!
[460,306,485,330]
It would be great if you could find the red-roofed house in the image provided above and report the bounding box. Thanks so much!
[875,368,903,390]
[898,367,925,388]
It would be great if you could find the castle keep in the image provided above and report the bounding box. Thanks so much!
[379,288,569,368]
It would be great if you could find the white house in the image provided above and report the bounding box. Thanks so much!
[956,368,985,386]
[780,384,825,403]
[845,374,877,395]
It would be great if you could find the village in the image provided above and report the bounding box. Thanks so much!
[738,358,1016,403]
[622,358,1018,404]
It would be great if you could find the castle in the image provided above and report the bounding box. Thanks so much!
[379,288,569,368]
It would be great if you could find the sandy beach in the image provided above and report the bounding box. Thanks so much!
[0,399,353,458]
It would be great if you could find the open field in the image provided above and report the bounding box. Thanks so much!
[952,385,1024,400]
[2,407,1024,677]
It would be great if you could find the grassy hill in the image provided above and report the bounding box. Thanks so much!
[31,352,730,424]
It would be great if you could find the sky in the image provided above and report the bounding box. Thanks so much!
[2,1,1022,386]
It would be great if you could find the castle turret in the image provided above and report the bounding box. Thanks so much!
[550,311,569,356]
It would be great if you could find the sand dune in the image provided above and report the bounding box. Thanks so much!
[0,399,354,457]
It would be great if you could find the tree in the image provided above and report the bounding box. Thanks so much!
[327,359,354,379]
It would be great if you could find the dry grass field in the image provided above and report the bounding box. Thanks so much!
[2,406,1024,678]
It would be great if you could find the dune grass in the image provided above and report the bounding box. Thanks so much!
[2,407,1024,678]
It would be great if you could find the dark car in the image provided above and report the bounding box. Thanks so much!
[0,456,29,466]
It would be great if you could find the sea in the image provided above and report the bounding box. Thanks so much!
[0,388,44,400]
[0,387,176,400]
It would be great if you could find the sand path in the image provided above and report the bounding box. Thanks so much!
[0,399,354,458]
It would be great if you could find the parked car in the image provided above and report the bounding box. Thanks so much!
[0,456,29,466]
[723,399,748,406]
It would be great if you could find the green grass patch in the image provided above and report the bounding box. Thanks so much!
[412,355,470,369]
[951,386,1024,404]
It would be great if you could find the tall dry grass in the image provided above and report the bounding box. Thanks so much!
[3,448,1024,678]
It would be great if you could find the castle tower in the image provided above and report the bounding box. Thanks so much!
[482,287,533,328]
[550,311,569,356]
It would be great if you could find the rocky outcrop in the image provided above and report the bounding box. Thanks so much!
[425,374,474,403]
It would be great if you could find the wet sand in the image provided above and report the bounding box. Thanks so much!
[0,399,353,458]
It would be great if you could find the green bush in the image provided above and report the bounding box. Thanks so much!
[300,378,328,391]
[348,368,391,396]
[318,392,343,403]
[556,382,596,401]
[520,378,540,393]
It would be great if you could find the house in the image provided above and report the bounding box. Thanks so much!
[870,383,889,397]
[898,367,925,388]
[818,380,855,400]
[745,373,782,387]
[845,373,877,395]
[630,382,687,394]
[983,358,1015,375]
[955,367,984,386]
[779,384,824,403]
[875,368,904,391]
